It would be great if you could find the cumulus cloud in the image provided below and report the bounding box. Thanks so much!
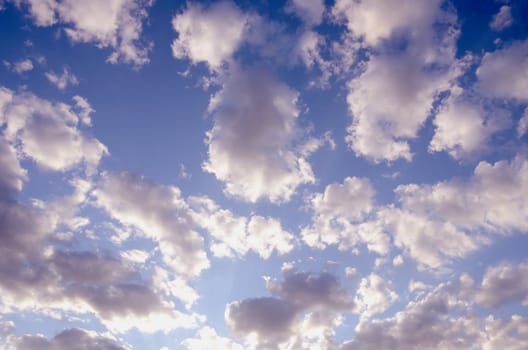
[12,328,127,350]
[333,0,461,162]
[93,171,210,278]
[13,0,153,66]
[0,87,108,174]
[171,1,248,70]
[474,262,528,308]
[302,177,390,255]
[203,66,318,203]
[45,67,79,90]
[490,5,513,31]
[477,40,528,101]
[182,326,243,350]
[355,273,397,319]
[226,270,353,349]
[429,93,510,159]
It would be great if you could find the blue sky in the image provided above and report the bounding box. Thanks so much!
[1,0,528,349]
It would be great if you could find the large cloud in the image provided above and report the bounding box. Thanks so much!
[12,0,153,66]
[0,87,108,174]
[477,40,528,101]
[93,171,210,278]
[333,0,460,162]
[11,328,127,350]
[226,270,353,349]
[172,0,248,70]
[203,66,318,203]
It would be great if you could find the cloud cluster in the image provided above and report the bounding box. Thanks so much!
[13,0,153,66]
[226,270,353,349]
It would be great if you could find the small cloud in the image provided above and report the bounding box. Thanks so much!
[490,5,513,31]
[45,67,79,90]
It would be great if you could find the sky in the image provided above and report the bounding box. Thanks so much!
[0,0,528,349]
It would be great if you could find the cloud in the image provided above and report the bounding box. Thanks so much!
[490,5,513,31]
[14,0,153,66]
[266,271,355,312]
[226,297,296,348]
[189,195,294,259]
[172,0,248,70]
[6,58,34,74]
[182,326,244,350]
[12,328,127,350]
[45,67,79,90]
[286,0,325,26]
[355,273,397,320]
[0,87,108,174]
[429,93,510,159]
[302,177,390,255]
[474,262,528,308]
[333,0,461,162]
[477,40,528,101]
[341,285,482,350]
[203,66,318,203]
[226,270,354,349]
[93,171,210,278]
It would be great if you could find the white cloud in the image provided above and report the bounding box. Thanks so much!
[93,171,210,278]
[483,315,528,350]
[13,58,33,74]
[477,40,528,101]
[14,0,153,66]
[182,327,243,350]
[45,67,79,90]
[0,87,108,174]
[355,273,397,319]
[12,328,127,350]
[189,196,294,259]
[286,0,325,26]
[474,262,528,308]
[203,66,318,203]
[302,177,390,255]
[333,0,461,162]
[490,5,513,31]
[429,94,510,159]
[172,1,248,70]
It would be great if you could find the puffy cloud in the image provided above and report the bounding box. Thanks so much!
[429,95,510,159]
[482,315,528,350]
[12,328,127,350]
[354,273,397,319]
[286,0,325,26]
[490,5,513,31]
[190,196,295,259]
[182,327,244,350]
[13,0,153,66]
[333,0,460,162]
[226,270,353,349]
[477,40,528,101]
[203,66,318,203]
[332,0,441,47]
[93,171,209,278]
[0,87,108,174]
[266,271,355,312]
[0,137,27,197]
[226,297,296,348]
[341,285,482,350]
[172,1,248,70]
[302,177,390,255]
[474,262,528,308]
[395,156,528,234]
[45,67,79,90]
